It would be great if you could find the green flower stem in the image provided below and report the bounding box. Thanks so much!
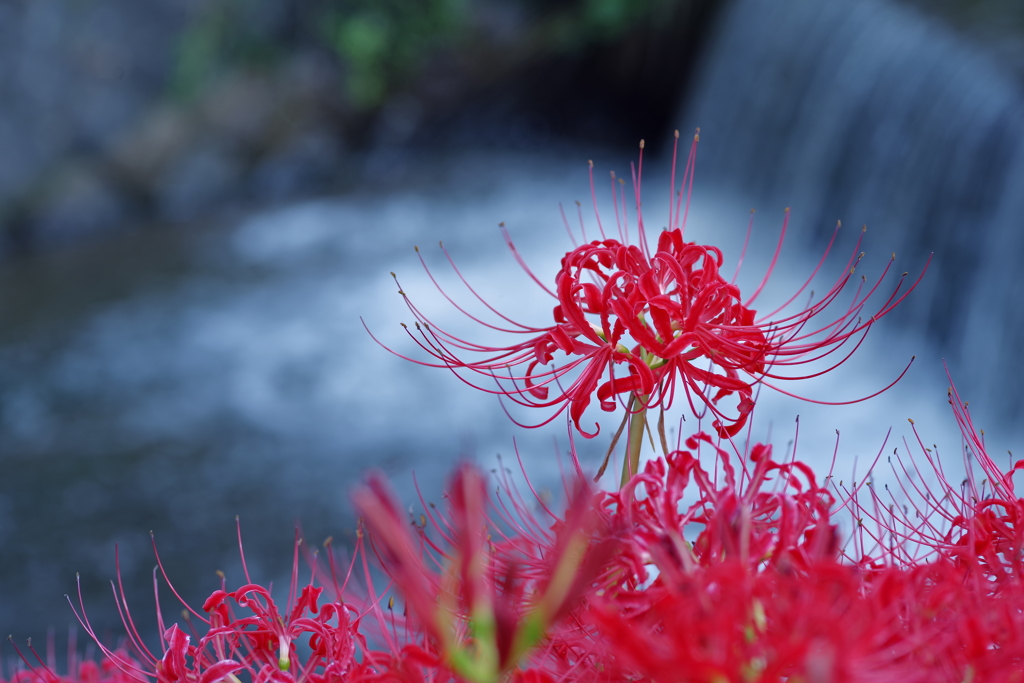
[508,526,590,665]
[444,601,500,683]
[621,394,649,486]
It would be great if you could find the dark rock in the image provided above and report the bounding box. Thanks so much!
[157,144,243,223]
[32,164,129,247]
[108,105,199,189]
[201,72,278,149]
[251,128,345,202]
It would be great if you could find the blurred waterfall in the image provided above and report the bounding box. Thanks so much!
[683,0,1024,418]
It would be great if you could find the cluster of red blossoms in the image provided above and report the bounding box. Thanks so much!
[11,137,1024,682]
[21,402,1024,683]
[375,132,928,441]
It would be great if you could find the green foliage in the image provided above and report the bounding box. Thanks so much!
[173,4,226,101]
[533,0,682,55]
[583,0,669,37]
[170,0,687,109]
[324,0,467,108]
[171,0,282,102]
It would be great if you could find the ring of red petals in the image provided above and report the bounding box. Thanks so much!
[370,133,928,438]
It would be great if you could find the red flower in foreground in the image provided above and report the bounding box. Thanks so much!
[589,418,1024,681]
[353,462,616,683]
[67,523,451,683]
[61,401,1024,683]
[591,555,1024,683]
[373,132,928,439]
[4,639,142,683]
[849,373,1024,585]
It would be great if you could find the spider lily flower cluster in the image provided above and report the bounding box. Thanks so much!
[62,524,449,683]
[28,411,1024,683]
[375,132,928,449]
[12,136,1024,682]
[352,464,616,683]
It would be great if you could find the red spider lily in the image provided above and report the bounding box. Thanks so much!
[845,373,1024,586]
[60,415,1024,683]
[819,381,1024,678]
[586,416,1024,681]
[352,463,616,683]
[4,636,143,683]
[66,521,452,683]
[935,383,1024,587]
[590,554,1024,683]
[599,426,841,578]
[371,132,928,443]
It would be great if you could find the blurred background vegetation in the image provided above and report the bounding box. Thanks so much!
[0,0,723,254]
[2,0,1021,256]
[171,0,706,119]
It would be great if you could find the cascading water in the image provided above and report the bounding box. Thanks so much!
[682,0,1024,418]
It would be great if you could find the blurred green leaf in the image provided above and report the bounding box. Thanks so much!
[171,0,283,101]
[323,0,468,109]
[336,13,392,68]
[172,3,229,101]
[585,0,631,32]
[171,0,689,110]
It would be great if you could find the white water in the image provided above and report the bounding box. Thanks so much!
[683,0,1024,422]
